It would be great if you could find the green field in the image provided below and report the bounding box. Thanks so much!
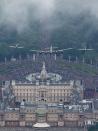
[58,60,98,76]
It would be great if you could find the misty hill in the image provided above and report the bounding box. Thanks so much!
[0,11,98,61]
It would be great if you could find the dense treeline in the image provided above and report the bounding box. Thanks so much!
[88,124,98,131]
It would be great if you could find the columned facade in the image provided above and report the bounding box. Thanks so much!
[12,83,74,103]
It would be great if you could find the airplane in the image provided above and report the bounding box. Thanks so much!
[9,44,24,49]
[30,45,73,54]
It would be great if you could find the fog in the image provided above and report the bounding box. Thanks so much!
[0,0,98,32]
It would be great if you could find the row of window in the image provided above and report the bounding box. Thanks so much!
[13,88,72,92]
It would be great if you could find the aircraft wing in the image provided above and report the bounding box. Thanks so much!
[56,49,64,52]
[9,46,16,48]
[63,48,73,50]
[78,49,93,51]
[30,49,42,53]
[57,48,73,52]
[30,49,38,52]
[86,49,94,50]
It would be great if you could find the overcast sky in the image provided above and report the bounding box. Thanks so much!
[0,0,98,32]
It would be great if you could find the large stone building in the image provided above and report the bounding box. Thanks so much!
[12,81,74,103]
[0,100,97,128]
[11,62,83,104]
[0,62,87,128]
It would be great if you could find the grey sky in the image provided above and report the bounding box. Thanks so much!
[0,0,98,32]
